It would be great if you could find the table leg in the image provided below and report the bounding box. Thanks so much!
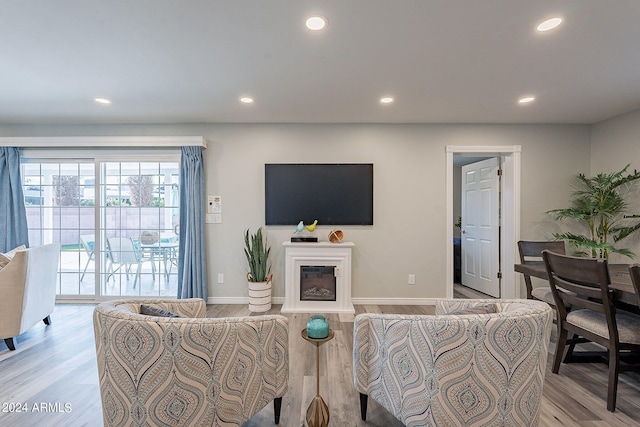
[306,342,330,427]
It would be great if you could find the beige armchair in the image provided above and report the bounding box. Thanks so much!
[93,299,289,427]
[354,299,552,427]
[0,243,60,351]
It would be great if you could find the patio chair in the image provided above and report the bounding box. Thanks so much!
[543,250,640,412]
[105,237,153,288]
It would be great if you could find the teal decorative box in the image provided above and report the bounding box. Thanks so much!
[306,315,329,339]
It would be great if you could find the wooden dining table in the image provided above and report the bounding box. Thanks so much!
[514,262,640,307]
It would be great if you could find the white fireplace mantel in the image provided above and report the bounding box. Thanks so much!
[281,241,355,314]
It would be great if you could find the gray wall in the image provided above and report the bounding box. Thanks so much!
[0,121,593,301]
[590,109,640,263]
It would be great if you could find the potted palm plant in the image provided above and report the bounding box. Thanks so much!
[546,164,640,259]
[244,227,272,312]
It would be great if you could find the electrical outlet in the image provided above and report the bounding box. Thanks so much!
[408,274,416,285]
[217,273,224,284]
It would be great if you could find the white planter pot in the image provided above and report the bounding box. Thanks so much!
[247,273,272,312]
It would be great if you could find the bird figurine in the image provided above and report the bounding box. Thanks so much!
[305,219,318,232]
[294,220,304,234]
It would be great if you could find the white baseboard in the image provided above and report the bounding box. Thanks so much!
[351,298,437,306]
[207,296,285,305]
[206,297,435,306]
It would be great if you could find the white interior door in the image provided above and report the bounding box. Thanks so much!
[461,157,500,297]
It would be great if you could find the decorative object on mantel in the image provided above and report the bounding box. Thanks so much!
[291,219,319,242]
[328,229,343,243]
[306,219,318,232]
[244,227,272,312]
[306,315,330,339]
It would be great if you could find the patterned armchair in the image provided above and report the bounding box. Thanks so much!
[93,299,289,427]
[353,299,552,427]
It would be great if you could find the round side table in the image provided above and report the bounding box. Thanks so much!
[301,328,335,427]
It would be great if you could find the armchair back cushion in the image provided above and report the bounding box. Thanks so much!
[354,299,552,427]
[94,299,288,427]
[0,244,59,341]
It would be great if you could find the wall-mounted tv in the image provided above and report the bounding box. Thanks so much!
[265,163,373,226]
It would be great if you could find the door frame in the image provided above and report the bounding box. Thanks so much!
[445,145,521,299]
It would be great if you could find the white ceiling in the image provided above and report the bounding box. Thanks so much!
[2,1,640,125]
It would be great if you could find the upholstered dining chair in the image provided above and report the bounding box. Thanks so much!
[517,240,566,303]
[543,250,640,412]
[629,264,640,307]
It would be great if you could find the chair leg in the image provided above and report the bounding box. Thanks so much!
[274,397,282,424]
[4,337,16,351]
[43,315,52,325]
[359,393,368,421]
[563,333,580,363]
[106,260,116,282]
[133,263,142,289]
[552,328,569,374]
[524,275,534,299]
[607,351,620,411]
[80,254,93,281]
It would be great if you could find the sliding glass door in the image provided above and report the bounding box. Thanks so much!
[100,161,180,297]
[22,161,96,295]
[22,157,180,300]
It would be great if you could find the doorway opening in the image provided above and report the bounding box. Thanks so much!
[455,156,501,298]
[445,146,521,300]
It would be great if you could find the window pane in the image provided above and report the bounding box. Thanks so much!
[100,161,180,297]
[22,161,95,297]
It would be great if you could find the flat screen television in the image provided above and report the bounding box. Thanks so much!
[265,163,373,225]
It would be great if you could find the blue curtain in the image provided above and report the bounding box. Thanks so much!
[0,147,29,252]
[177,146,208,299]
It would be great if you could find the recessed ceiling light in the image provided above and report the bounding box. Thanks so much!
[94,97,111,104]
[518,96,536,104]
[306,16,327,31]
[537,17,562,32]
[240,97,254,104]
[380,97,394,104]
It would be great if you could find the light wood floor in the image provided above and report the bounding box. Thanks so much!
[1,302,639,427]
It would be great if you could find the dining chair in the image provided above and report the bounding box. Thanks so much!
[518,240,566,302]
[629,264,640,308]
[543,250,640,412]
[105,237,149,288]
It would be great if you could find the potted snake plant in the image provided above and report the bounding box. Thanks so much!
[244,227,272,312]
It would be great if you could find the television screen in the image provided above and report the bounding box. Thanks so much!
[265,163,373,225]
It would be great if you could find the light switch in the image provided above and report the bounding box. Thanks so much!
[206,214,222,224]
